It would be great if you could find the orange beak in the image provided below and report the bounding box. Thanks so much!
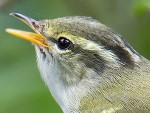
[5,13,49,49]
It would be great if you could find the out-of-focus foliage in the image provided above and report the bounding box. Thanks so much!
[0,0,149,113]
[133,0,150,16]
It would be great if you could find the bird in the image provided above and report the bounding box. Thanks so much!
[6,13,150,113]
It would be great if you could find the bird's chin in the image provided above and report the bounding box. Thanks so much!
[34,45,54,84]
[34,45,68,108]
[35,45,51,59]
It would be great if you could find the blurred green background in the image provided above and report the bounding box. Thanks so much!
[0,0,150,113]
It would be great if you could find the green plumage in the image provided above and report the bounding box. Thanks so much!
[8,13,150,113]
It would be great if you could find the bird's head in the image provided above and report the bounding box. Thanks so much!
[6,13,140,85]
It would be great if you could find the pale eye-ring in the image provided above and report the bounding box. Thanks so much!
[57,37,73,50]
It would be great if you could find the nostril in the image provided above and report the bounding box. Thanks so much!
[32,21,39,29]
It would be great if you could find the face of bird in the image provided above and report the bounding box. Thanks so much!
[6,13,145,111]
[6,13,150,113]
[6,13,141,85]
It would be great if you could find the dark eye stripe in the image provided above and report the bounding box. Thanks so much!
[69,28,135,68]
[72,45,106,74]
[47,30,135,68]
[48,38,57,44]
[105,45,135,68]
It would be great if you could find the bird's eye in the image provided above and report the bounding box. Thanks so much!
[57,37,73,50]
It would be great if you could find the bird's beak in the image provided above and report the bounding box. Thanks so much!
[6,13,48,48]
